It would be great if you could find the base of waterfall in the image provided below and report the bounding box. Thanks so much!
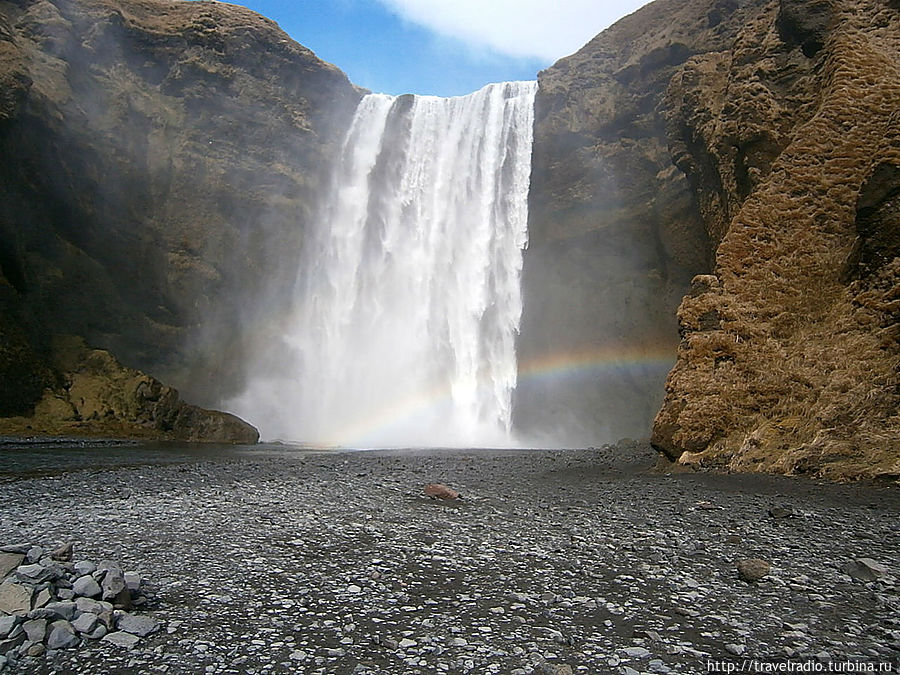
[1,441,897,674]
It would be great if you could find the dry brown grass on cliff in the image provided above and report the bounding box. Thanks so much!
[654,3,900,480]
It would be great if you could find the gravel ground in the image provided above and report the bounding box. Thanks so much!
[0,441,898,674]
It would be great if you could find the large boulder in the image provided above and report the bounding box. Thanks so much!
[0,336,259,443]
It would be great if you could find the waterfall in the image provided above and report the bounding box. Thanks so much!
[233,81,537,447]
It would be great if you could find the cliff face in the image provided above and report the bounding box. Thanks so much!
[653,0,900,480]
[522,0,899,478]
[0,0,361,431]
[517,0,754,445]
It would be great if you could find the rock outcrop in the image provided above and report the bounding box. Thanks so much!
[0,336,259,443]
[521,0,899,478]
[652,0,900,480]
[0,0,361,421]
[517,0,754,445]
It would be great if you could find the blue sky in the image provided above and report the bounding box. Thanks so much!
[230,0,651,97]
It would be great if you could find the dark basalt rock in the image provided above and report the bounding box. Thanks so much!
[0,0,361,430]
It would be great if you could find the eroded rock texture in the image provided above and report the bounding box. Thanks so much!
[652,0,900,479]
[521,0,898,478]
[0,0,360,421]
[0,336,260,442]
[516,0,753,445]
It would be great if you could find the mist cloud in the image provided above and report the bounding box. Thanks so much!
[374,0,651,61]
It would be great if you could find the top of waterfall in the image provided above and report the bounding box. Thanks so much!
[229,0,547,96]
[367,80,538,102]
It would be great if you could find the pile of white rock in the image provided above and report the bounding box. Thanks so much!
[0,542,160,669]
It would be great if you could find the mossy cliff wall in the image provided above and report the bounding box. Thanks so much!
[0,0,360,437]
[520,0,898,478]
[652,0,900,480]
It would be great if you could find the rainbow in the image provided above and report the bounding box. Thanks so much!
[312,344,675,448]
[517,344,675,383]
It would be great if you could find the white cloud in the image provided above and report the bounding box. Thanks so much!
[375,0,652,61]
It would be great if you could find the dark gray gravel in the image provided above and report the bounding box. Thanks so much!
[0,441,898,674]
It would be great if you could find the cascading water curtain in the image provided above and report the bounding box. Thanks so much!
[232,81,537,447]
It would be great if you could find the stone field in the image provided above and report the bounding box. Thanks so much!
[0,441,897,674]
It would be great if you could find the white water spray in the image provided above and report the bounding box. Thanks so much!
[231,81,536,446]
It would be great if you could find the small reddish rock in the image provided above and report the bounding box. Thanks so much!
[736,558,771,582]
[423,483,461,500]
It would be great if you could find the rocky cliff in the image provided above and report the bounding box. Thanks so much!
[520,0,898,478]
[653,0,900,480]
[516,0,752,445]
[0,0,361,438]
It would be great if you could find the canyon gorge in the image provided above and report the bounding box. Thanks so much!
[0,0,897,479]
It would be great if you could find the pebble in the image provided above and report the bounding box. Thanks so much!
[102,631,141,649]
[0,443,897,674]
[0,581,32,614]
[73,575,102,598]
[0,617,17,639]
[101,567,127,602]
[0,554,24,579]
[124,572,142,591]
[74,561,97,576]
[46,620,79,650]
[840,558,889,582]
[72,613,99,634]
[22,619,46,643]
[116,613,160,637]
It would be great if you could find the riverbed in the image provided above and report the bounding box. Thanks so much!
[1,440,897,674]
